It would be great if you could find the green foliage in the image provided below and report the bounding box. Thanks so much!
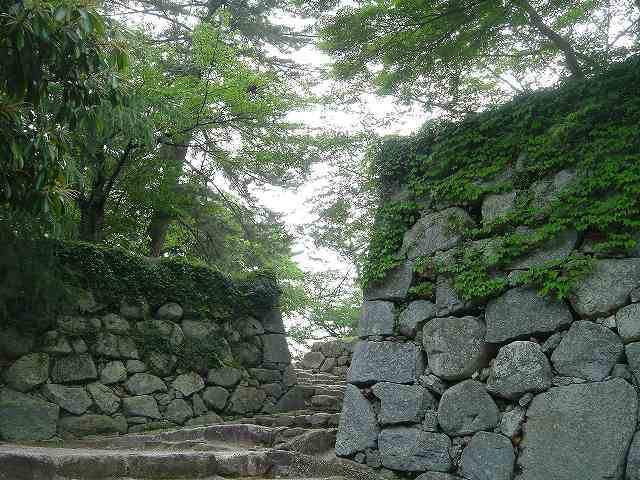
[363,56,640,301]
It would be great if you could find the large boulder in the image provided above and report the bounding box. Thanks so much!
[627,431,640,480]
[100,360,127,384]
[487,341,552,399]
[273,386,308,412]
[4,353,50,392]
[42,384,92,415]
[262,334,290,364]
[550,321,623,381]
[125,373,167,395]
[359,300,395,337]
[207,367,242,388]
[460,432,515,480]
[86,382,120,415]
[509,228,578,270]
[423,316,492,381]
[122,395,161,419]
[165,399,193,425]
[372,382,435,425]
[401,207,473,260]
[438,380,499,436]
[156,302,183,321]
[172,372,205,397]
[228,386,266,414]
[485,287,573,343]
[569,259,640,318]
[348,341,423,386]
[146,351,177,377]
[201,386,229,411]
[51,354,97,384]
[616,303,640,343]
[0,390,59,441]
[398,301,437,337]
[58,414,127,437]
[364,261,414,301]
[335,385,379,456]
[517,379,637,480]
[378,427,451,472]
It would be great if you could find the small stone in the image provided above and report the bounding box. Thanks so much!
[552,376,586,386]
[611,363,633,381]
[4,353,50,392]
[540,331,565,355]
[76,290,103,314]
[499,406,525,438]
[348,341,423,386]
[335,385,379,456]
[551,321,623,381]
[42,384,92,415]
[122,395,161,419]
[359,300,395,337]
[398,300,437,337]
[372,382,436,424]
[126,359,147,373]
[87,382,120,414]
[460,431,515,480]
[101,360,127,384]
[354,452,366,463]
[125,373,167,395]
[172,372,205,397]
[51,354,97,384]
[438,380,499,436]
[379,427,451,472]
[201,386,229,411]
[156,302,183,321]
[485,287,573,343]
[181,320,216,340]
[487,341,552,399]
[616,303,640,343]
[165,399,193,424]
[423,316,492,381]
[596,315,617,329]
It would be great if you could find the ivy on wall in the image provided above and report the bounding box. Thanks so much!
[364,56,640,301]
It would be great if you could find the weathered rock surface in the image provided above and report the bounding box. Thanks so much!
[570,258,640,317]
[335,384,379,456]
[301,351,325,370]
[86,382,120,415]
[551,321,623,381]
[4,353,49,392]
[509,228,578,270]
[262,334,291,364]
[146,351,177,377]
[348,341,423,386]
[156,302,183,321]
[42,384,92,415]
[517,379,637,480]
[101,360,127,384]
[172,372,204,397]
[625,342,640,381]
[359,300,395,337]
[372,382,435,425]
[207,367,242,388]
[378,427,451,472]
[398,300,437,337]
[228,386,267,414]
[482,191,516,225]
[125,373,167,395]
[0,327,35,360]
[51,354,97,384]
[460,431,515,480]
[122,395,161,419]
[273,386,307,413]
[499,406,525,438]
[423,316,491,381]
[487,341,552,399]
[616,303,640,343]
[0,390,59,441]
[364,261,414,301]
[438,380,499,436]
[201,386,229,411]
[627,431,640,480]
[58,414,128,437]
[485,287,573,343]
[435,277,471,317]
[165,399,193,425]
[401,207,473,260]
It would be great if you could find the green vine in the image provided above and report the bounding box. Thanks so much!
[363,56,640,301]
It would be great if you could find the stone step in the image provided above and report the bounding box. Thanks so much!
[232,410,341,429]
[294,371,347,382]
[310,395,342,412]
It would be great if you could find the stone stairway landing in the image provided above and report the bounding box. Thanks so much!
[293,368,347,414]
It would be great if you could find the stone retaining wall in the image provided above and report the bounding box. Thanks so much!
[0,295,296,441]
[298,339,355,376]
[336,172,640,479]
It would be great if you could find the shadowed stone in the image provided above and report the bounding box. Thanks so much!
[482,191,516,225]
[58,415,128,437]
[379,427,451,472]
[301,351,325,370]
[87,383,120,415]
[202,386,229,411]
[0,390,59,441]
[517,379,637,480]
[207,367,242,388]
[262,334,290,364]
[364,261,414,301]
[460,431,514,480]
[126,373,167,395]
[165,399,193,425]
[438,380,499,436]
[616,303,640,343]
[122,395,161,419]
[335,385,379,456]
[485,287,573,343]
[51,354,97,384]
[4,353,50,392]
[509,228,578,270]
[156,302,183,321]
[100,360,126,384]
[423,316,491,381]
[172,372,204,397]
[359,300,395,337]
[398,300,437,337]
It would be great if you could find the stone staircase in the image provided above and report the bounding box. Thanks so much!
[0,366,357,479]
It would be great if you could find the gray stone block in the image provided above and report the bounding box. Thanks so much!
[616,303,640,343]
[364,261,414,301]
[359,300,395,337]
[165,399,193,425]
[172,372,204,397]
[4,353,50,392]
[122,395,161,419]
[0,390,59,441]
[460,431,515,480]
[570,259,640,318]
[42,384,92,415]
[423,316,492,381]
[87,382,120,415]
[517,379,637,480]
[58,414,128,437]
[485,287,573,343]
[482,191,516,225]
[551,321,623,381]
[487,341,552,399]
[101,360,127,384]
[207,367,242,388]
[372,382,436,424]
[335,384,379,456]
[379,427,451,472]
[348,341,423,386]
[438,380,499,436]
[156,302,183,321]
[202,386,229,411]
[499,406,525,438]
[125,373,167,395]
[509,228,578,270]
[398,300,437,337]
[262,334,290,364]
[51,354,97,384]
[228,386,266,414]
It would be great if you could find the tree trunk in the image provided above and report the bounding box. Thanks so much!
[147,141,190,257]
[79,200,105,242]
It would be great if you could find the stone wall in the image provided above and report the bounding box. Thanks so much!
[0,266,296,442]
[336,170,640,479]
[298,339,355,376]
